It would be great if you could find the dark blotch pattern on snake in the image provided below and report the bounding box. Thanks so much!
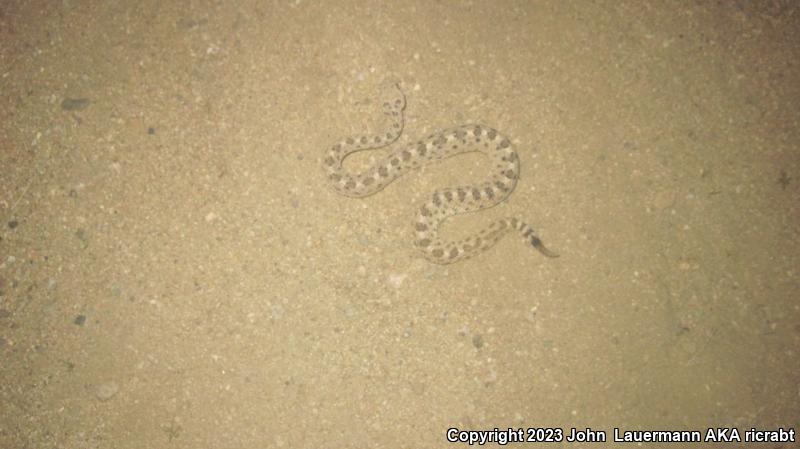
[323,82,557,264]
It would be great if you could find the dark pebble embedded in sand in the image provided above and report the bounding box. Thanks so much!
[74,314,86,326]
[8,220,18,229]
[61,98,90,111]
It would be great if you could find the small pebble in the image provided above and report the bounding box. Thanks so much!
[356,233,370,246]
[8,220,18,229]
[74,315,86,326]
[61,98,90,111]
[95,381,119,401]
[653,190,676,210]
[388,273,407,288]
[472,334,484,349]
[147,127,155,135]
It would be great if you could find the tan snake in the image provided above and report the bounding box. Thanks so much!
[323,82,557,264]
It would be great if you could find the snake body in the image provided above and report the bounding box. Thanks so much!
[323,82,557,264]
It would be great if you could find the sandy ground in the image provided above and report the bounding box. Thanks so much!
[1,1,798,448]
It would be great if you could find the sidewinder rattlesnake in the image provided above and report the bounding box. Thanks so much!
[323,81,557,264]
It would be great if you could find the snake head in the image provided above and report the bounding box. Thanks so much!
[379,78,406,111]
